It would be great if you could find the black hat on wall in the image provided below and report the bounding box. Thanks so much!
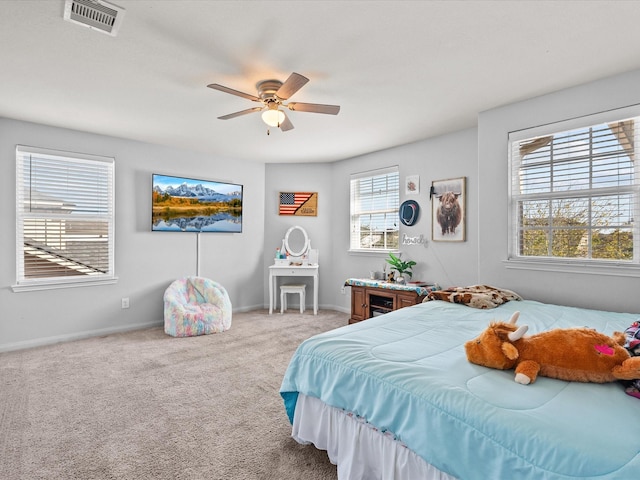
[399,200,420,226]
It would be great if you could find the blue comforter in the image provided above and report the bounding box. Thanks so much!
[280,300,640,479]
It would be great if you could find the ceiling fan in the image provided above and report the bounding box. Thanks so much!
[207,72,340,132]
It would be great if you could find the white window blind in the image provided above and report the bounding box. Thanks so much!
[350,167,399,251]
[509,112,640,266]
[15,146,115,290]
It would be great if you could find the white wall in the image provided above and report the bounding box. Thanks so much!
[478,69,640,313]
[265,62,640,317]
[264,127,480,313]
[0,117,265,352]
[263,163,335,310]
[5,67,640,353]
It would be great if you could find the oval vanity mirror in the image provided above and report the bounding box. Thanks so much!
[284,225,310,257]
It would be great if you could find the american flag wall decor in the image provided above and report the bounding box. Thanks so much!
[278,192,318,216]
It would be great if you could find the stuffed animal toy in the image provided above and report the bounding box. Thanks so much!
[464,312,640,385]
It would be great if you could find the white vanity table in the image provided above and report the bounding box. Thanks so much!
[268,226,319,315]
[268,264,319,315]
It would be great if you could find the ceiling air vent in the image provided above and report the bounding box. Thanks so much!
[63,0,125,37]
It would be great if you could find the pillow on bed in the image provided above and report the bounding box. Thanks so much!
[623,321,640,399]
[424,284,522,309]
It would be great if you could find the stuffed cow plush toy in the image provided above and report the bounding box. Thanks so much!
[464,312,640,385]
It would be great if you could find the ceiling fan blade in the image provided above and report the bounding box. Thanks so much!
[279,112,294,132]
[287,102,340,115]
[276,73,309,100]
[218,107,263,120]
[207,83,261,102]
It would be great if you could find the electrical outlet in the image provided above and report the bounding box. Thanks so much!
[121,297,130,309]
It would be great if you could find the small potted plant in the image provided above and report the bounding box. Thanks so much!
[385,252,416,284]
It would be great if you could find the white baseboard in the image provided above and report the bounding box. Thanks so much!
[329,305,350,314]
[0,320,162,353]
[0,305,351,353]
[259,303,350,314]
[233,304,265,313]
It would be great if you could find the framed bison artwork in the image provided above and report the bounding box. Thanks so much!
[431,177,466,242]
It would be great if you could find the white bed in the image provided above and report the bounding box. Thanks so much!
[280,299,640,480]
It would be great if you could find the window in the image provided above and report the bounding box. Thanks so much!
[509,109,640,269]
[14,146,116,291]
[350,167,399,251]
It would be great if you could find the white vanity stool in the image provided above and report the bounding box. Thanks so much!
[280,284,306,314]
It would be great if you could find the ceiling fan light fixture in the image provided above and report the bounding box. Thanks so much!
[262,109,285,127]
[208,72,339,133]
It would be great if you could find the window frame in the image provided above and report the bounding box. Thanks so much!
[13,145,117,292]
[349,166,400,254]
[507,106,640,276]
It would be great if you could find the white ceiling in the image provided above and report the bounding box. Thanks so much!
[3,1,640,164]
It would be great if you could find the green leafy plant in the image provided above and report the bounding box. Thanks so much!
[385,252,416,280]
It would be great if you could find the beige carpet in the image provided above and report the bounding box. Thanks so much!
[0,309,348,479]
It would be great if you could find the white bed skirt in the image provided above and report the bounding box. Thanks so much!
[291,393,457,480]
